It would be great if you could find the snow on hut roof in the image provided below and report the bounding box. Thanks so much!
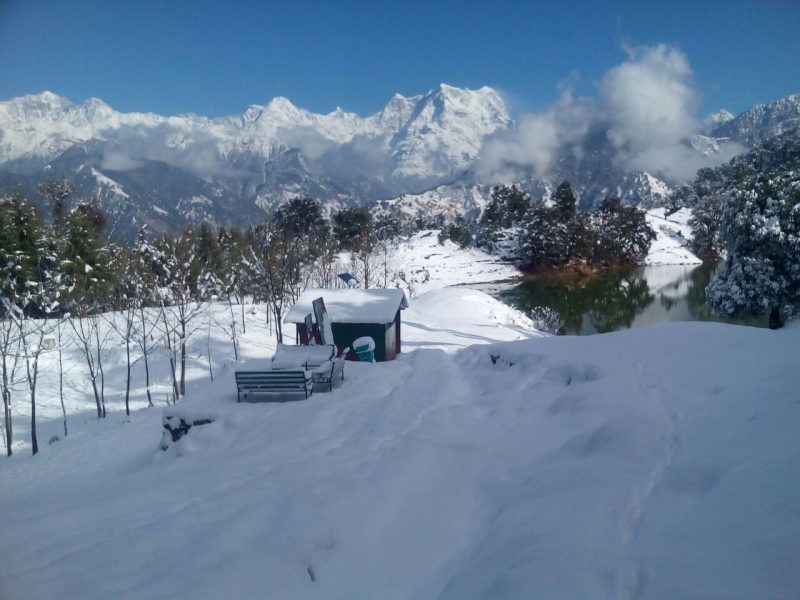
[285,288,409,324]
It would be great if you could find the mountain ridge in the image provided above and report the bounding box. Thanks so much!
[1,87,799,241]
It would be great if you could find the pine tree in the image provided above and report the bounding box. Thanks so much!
[688,194,724,258]
[477,185,531,249]
[553,180,577,223]
[333,207,373,252]
[706,168,800,327]
[591,196,656,267]
[37,177,73,235]
[517,203,566,270]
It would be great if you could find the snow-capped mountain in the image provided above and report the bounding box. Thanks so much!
[710,93,800,145]
[1,86,798,241]
[0,85,507,186]
[0,85,514,239]
[701,109,735,134]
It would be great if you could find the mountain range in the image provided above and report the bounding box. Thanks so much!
[0,86,798,241]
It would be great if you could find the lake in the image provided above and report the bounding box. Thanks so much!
[496,263,768,335]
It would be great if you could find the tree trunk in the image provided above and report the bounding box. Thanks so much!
[180,318,187,397]
[3,388,11,456]
[90,374,102,418]
[140,308,153,407]
[273,305,283,343]
[143,347,153,407]
[769,306,784,330]
[95,325,106,419]
[162,311,179,402]
[124,336,131,416]
[58,325,67,437]
[29,358,38,456]
[207,325,214,382]
[228,298,240,361]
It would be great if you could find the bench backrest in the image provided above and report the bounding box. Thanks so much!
[236,371,309,388]
[271,344,335,369]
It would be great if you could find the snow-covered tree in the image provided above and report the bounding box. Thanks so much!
[106,246,139,416]
[477,185,530,249]
[0,316,20,456]
[251,222,302,343]
[152,231,208,399]
[706,169,800,328]
[517,203,566,270]
[37,177,73,235]
[132,226,162,407]
[591,196,656,267]
[0,191,56,453]
[553,180,577,223]
[517,189,591,272]
[438,217,473,249]
[688,194,724,258]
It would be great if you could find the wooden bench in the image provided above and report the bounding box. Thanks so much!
[235,370,312,402]
[311,347,349,392]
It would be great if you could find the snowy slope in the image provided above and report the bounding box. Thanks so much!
[711,92,800,145]
[1,312,797,599]
[389,230,521,296]
[645,207,702,265]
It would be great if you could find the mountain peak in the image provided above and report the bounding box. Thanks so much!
[10,90,73,110]
[702,109,735,134]
[78,97,113,117]
[711,92,800,143]
[706,108,734,122]
[265,96,299,111]
[431,84,508,116]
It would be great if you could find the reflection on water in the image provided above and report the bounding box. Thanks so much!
[497,263,767,335]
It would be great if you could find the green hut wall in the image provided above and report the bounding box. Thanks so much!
[296,309,402,361]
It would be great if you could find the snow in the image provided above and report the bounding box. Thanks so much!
[390,230,521,295]
[645,207,702,266]
[91,168,129,198]
[0,86,509,189]
[404,287,538,351]
[1,298,798,598]
[1,228,797,599]
[285,288,408,324]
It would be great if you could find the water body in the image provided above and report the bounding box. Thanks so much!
[496,263,767,335]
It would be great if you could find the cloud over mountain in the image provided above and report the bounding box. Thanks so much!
[479,44,744,182]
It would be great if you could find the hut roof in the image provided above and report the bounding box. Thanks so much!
[285,288,409,325]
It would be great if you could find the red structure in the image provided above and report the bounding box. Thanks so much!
[285,289,409,361]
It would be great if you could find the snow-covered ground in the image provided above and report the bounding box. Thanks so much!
[645,207,702,266]
[1,305,797,599]
[390,230,521,296]
[3,230,795,600]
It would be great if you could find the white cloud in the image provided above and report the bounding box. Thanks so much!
[478,87,594,180]
[601,44,702,180]
[478,44,743,183]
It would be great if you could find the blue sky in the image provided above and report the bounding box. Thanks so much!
[0,0,798,118]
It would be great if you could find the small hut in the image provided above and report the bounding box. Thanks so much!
[285,288,409,361]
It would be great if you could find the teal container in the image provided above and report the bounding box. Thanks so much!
[353,336,376,363]
[355,348,375,362]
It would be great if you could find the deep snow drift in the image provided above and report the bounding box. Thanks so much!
[0,233,792,599]
[1,292,798,598]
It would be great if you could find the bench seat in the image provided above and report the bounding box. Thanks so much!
[235,370,312,402]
